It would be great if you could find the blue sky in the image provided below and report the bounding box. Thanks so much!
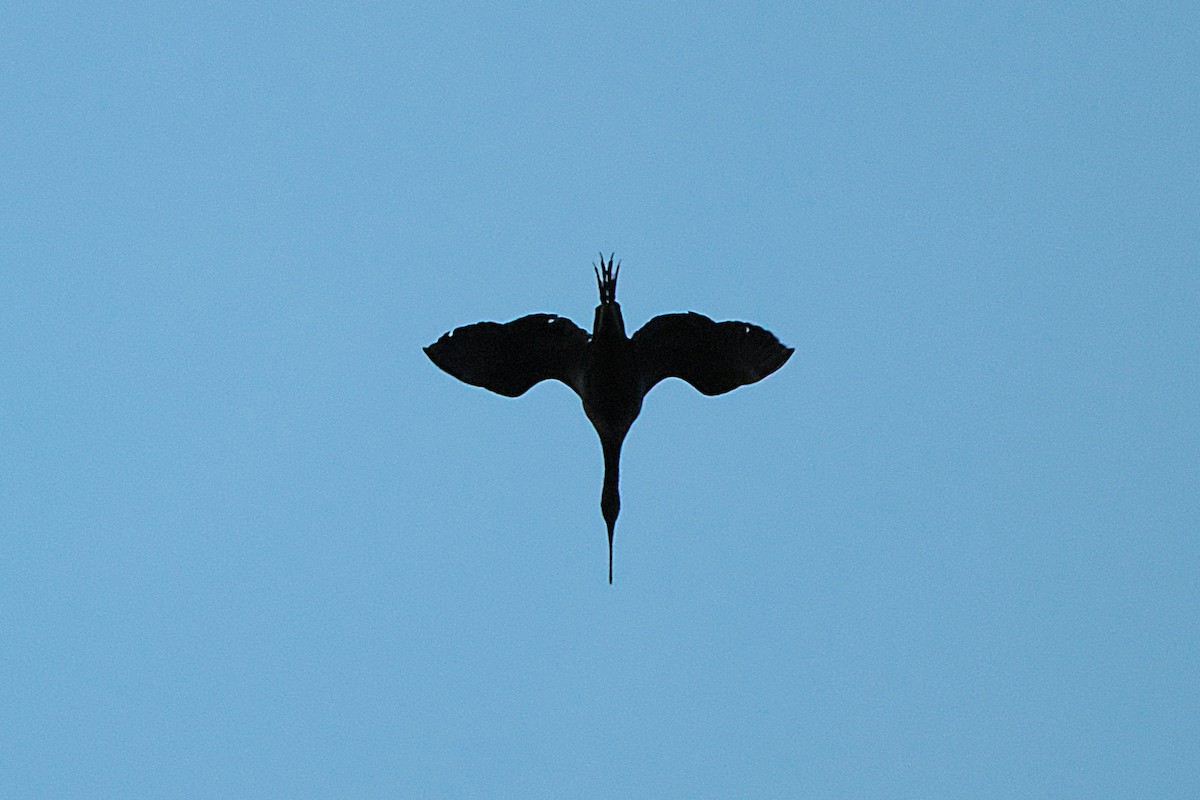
[3,2,1197,796]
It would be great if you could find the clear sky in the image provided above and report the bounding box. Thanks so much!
[3,2,1197,797]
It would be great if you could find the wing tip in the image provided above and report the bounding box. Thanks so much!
[764,343,794,378]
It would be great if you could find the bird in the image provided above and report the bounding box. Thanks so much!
[424,254,793,583]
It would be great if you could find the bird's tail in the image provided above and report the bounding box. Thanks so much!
[593,252,619,305]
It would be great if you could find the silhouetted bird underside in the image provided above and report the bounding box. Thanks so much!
[425,255,793,582]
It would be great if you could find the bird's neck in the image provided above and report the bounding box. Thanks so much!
[600,435,622,575]
[601,435,622,497]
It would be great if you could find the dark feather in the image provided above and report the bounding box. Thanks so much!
[632,312,793,396]
[425,258,793,582]
[424,314,589,398]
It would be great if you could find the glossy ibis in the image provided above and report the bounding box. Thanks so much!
[425,255,792,582]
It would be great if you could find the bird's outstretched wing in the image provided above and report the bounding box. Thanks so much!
[425,314,589,398]
[632,312,793,396]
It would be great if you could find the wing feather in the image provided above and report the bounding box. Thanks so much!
[632,312,792,396]
[424,314,589,398]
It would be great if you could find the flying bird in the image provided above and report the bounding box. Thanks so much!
[425,255,793,582]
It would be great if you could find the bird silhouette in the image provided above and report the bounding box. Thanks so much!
[424,255,793,582]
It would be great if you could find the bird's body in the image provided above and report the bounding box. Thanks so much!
[580,296,640,582]
[425,255,792,582]
[582,298,641,442]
